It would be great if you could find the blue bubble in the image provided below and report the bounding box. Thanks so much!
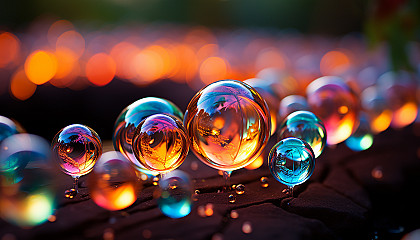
[268,137,315,187]
[157,170,192,218]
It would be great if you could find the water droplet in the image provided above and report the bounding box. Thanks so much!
[371,166,383,179]
[242,221,252,234]
[190,161,199,171]
[205,203,214,216]
[103,228,114,240]
[153,176,159,186]
[48,215,56,222]
[260,177,269,188]
[65,188,77,199]
[235,184,245,194]
[142,229,152,239]
[230,210,239,219]
[228,194,236,203]
[212,233,223,240]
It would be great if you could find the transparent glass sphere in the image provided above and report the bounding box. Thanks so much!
[268,137,315,187]
[88,151,140,211]
[0,134,50,184]
[278,111,326,158]
[132,114,189,173]
[184,80,271,171]
[51,124,102,177]
[113,97,183,174]
[361,86,392,134]
[0,135,56,228]
[306,76,360,145]
[345,113,374,152]
[157,170,192,218]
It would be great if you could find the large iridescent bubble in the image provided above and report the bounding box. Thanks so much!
[184,80,271,171]
[306,76,359,145]
[132,114,189,174]
[278,111,326,158]
[268,137,315,189]
[88,151,140,211]
[113,97,183,175]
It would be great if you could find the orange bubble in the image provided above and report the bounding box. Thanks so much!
[320,50,351,76]
[199,57,228,85]
[0,32,20,68]
[56,30,85,58]
[391,102,418,128]
[24,50,58,85]
[371,110,392,133]
[255,48,286,72]
[86,53,116,86]
[47,20,74,46]
[10,69,37,101]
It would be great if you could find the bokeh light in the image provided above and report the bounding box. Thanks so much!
[86,53,116,86]
[0,32,20,68]
[24,50,58,85]
[10,69,37,101]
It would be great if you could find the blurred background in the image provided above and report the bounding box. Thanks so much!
[0,0,419,141]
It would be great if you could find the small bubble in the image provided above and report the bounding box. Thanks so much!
[140,173,149,181]
[195,189,200,194]
[205,203,214,216]
[218,170,224,176]
[48,215,56,222]
[142,229,152,239]
[260,177,269,188]
[190,161,199,171]
[228,194,236,203]
[212,233,223,240]
[371,166,383,179]
[103,228,114,240]
[242,221,252,234]
[231,184,236,190]
[197,205,206,217]
[230,210,239,219]
[235,184,245,194]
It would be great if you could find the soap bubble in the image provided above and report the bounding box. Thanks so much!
[377,71,418,128]
[306,76,359,145]
[0,134,56,228]
[132,114,189,174]
[88,151,141,211]
[268,137,315,192]
[0,134,50,185]
[278,111,326,158]
[157,170,192,218]
[51,124,102,198]
[361,86,392,134]
[184,80,271,172]
[113,97,183,175]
